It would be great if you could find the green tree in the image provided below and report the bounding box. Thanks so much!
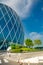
[25,39,33,48]
[10,44,16,49]
[34,39,42,46]
[15,44,20,49]
[10,43,21,49]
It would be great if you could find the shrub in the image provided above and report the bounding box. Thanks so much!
[10,49,22,53]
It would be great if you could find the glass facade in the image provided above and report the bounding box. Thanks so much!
[0,3,24,50]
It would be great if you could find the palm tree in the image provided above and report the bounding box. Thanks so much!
[34,39,42,46]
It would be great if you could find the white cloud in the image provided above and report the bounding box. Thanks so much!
[28,32,43,40]
[0,0,34,18]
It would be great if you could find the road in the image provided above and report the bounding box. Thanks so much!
[0,52,19,65]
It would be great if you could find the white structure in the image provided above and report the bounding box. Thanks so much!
[7,46,11,51]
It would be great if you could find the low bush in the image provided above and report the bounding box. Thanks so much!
[10,44,42,53]
[10,49,23,53]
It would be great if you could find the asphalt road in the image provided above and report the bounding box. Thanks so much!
[0,52,19,65]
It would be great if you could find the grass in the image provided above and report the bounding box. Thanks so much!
[10,47,42,53]
[10,44,43,53]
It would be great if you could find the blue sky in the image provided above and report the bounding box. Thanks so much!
[22,0,43,41]
[0,0,43,42]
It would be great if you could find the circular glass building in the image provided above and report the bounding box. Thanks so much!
[0,3,24,50]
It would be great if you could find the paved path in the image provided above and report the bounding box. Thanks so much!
[0,53,19,65]
[0,51,43,65]
[0,57,19,65]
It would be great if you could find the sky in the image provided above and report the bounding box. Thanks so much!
[0,0,43,43]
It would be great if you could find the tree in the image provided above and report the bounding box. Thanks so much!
[10,43,21,49]
[25,39,33,48]
[15,44,20,49]
[10,44,16,49]
[34,39,42,46]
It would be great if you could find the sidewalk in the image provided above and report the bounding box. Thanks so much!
[4,51,43,62]
[4,52,43,65]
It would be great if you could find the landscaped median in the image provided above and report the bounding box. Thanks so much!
[9,44,42,53]
[10,48,40,53]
